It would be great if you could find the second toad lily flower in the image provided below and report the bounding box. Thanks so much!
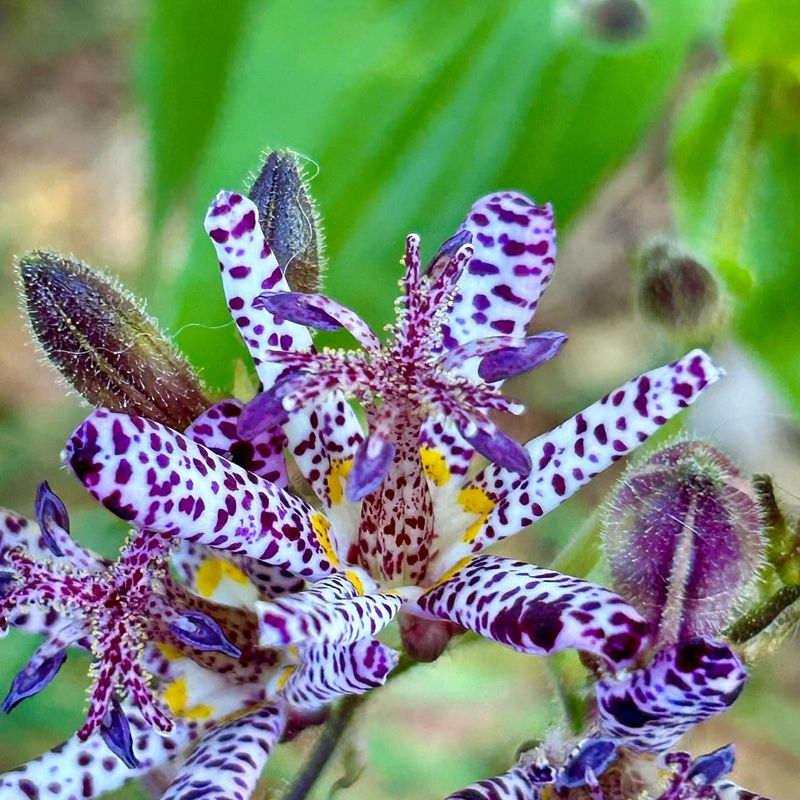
[64,187,722,682]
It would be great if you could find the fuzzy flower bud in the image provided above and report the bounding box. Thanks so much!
[248,149,325,293]
[583,0,649,42]
[637,239,721,334]
[18,250,208,430]
[603,441,763,644]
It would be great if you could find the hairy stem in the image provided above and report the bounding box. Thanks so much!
[725,584,800,644]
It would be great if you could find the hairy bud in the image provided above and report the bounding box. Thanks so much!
[584,0,649,42]
[18,250,208,430]
[603,441,763,644]
[249,150,325,293]
[637,239,721,333]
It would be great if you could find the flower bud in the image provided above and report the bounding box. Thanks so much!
[603,441,763,644]
[18,250,209,430]
[637,239,721,334]
[249,150,325,293]
[583,0,649,42]
[399,612,458,662]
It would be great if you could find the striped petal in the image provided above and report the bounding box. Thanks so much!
[161,703,287,800]
[714,782,770,800]
[257,589,403,648]
[0,704,200,799]
[64,409,340,580]
[282,638,398,711]
[438,350,723,568]
[445,766,545,799]
[597,638,747,752]
[414,556,648,669]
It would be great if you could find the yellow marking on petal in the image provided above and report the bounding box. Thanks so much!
[457,486,495,543]
[156,643,185,662]
[276,665,297,690]
[311,512,339,567]
[425,557,473,592]
[420,447,450,487]
[327,458,353,506]
[162,678,214,719]
[345,571,365,596]
[195,558,250,598]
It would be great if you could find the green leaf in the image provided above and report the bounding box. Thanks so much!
[671,66,800,413]
[153,0,715,389]
[725,0,800,80]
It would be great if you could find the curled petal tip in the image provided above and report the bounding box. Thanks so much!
[34,480,69,557]
[478,331,567,383]
[238,389,290,440]
[169,611,242,658]
[556,737,618,791]
[1,649,67,714]
[461,427,532,476]
[346,435,396,502]
[100,699,140,769]
[256,291,341,331]
[688,744,736,784]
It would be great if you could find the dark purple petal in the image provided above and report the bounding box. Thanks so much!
[100,698,140,769]
[34,480,69,557]
[556,737,618,790]
[1,648,67,713]
[346,435,397,502]
[256,291,341,331]
[461,426,532,476]
[425,229,472,282]
[169,611,242,658]
[688,744,736,784]
[0,570,15,598]
[478,331,567,383]
[238,387,290,440]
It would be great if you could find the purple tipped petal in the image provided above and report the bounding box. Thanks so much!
[461,426,532,476]
[688,744,736,784]
[256,290,341,331]
[238,386,291,439]
[100,698,140,769]
[556,738,617,790]
[425,229,472,282]
[347,434,397,502]
[478,331,567,383]
[169,611,242,658]
[0,570,14,598]
[597,637,747,752]
[2,648,67,713]
[34,480,69,557]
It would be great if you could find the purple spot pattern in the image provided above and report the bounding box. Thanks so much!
[445,764,544,799]
[415,556,649,670]
[204,192,364,514]
[64,409,337,580]
[421,191,556,477]
[160,704,286,800]
[283,637,398,711]
[0,701,202,799]
[597,638,747,752]
[442,349,723,566]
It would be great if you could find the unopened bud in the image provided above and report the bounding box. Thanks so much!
[399,612,458,662]
[603,441,763,645]
[18,250,208,430]
[637,239,721,333]
[583,0,649,42]
[249,150,325,293]
[754,474,800,585]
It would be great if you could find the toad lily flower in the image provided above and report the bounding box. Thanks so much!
[64,187,722,691]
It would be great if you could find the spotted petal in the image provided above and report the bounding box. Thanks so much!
[160,703,287,800]
[282,638,398,711]
[0,705,200,799]
[205,191,364,520]
[438,350,723,568]
[64,409,340,580]
[597,638,747,752]
[714,782,771,800]
[414,556,648,669]
[445,766,545,799]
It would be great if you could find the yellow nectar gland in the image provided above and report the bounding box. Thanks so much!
[420,447,450,487]
[327,458,353,505]
[163,677,214,720]
[311,512,339,567]
[195,557,251,599]
[457,486,495,543]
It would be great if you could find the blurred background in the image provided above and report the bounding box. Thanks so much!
[0,0,799,796]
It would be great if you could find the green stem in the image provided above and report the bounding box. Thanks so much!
[725,584,800,644]
[551,514,602,579]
